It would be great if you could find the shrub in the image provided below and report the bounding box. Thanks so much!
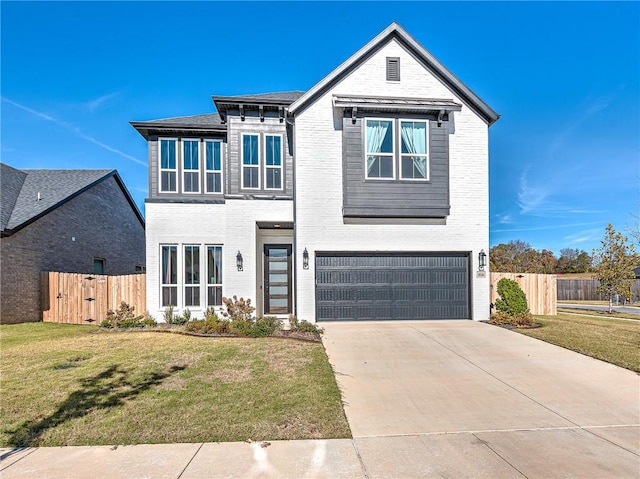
[185,316,231,335]
[494,278,529,315]
[288,315,324,335]
[489,310,535,327]
[140,311,157,327]
[221,296,255,322]
[163,305,176,324]
[101,301,143,329]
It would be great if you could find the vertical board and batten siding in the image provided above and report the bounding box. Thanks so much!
[227,113,294,197]
[342,116,450,218]
[490,273,557,316]
[557,278,640,301]
[41,272,146,324]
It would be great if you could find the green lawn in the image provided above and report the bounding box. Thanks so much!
[516,314,640,372]
[0,323,351,447]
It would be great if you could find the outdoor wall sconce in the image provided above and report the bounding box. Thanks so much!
[302,247,309,269]
[478,250,487,271]
[236,251,243,271]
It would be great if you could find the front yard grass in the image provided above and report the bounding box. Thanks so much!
[516,313,640,373]
[0,323,351,447]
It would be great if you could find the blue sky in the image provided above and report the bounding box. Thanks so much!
[2,1,638,256]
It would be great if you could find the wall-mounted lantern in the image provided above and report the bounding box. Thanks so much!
[302,248,309,269]
[236,251,243,271]
[478,249,487,271]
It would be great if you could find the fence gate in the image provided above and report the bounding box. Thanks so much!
[41,272,145,324]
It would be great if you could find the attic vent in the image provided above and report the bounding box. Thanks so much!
[386,57,400,81]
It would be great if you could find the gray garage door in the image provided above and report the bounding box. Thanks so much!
[315,252,470,321]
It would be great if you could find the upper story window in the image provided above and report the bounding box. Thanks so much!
[365,119,395,179]
[400,121,428,180]
[160,139,177,192]
[265,135,283,190]
[205,140,223,193]
[242,134,260,189]
[364,118,429,181]
[183,140,200,193]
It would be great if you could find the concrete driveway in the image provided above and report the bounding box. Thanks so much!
[322,320,640,478]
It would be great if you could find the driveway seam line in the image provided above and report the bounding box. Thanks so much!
[471,432,530,479]
[352,424,639,439]
[350,439,370,479]
[582,428,640,457]
[411,326,582,428]
[176,442,204,479]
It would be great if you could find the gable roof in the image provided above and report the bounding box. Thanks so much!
[288,22,500,125]
[0,164,144,236]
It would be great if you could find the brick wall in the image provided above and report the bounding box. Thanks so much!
[0,177,145,324]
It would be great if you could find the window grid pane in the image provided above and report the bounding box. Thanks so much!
[160,140,177,192]
[161,245,177,307]
[365,120,394,179]
[207,246,223,306]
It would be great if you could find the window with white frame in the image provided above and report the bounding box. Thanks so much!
[205,140,223,193]
[400,121,428,180]
[242,134,260,189]
[207,245,223,306]
[184,245,200,307]
[265,135,283,189]
[183,140,200,193]
[161,245,178,306]
[365,119,394,179]
[159,139,177,192]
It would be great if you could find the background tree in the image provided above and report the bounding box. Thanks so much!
[556,248,592,273]
[592,224,639,312]
[489,241,557,273]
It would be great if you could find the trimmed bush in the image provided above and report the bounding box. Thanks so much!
[495,278,529,315]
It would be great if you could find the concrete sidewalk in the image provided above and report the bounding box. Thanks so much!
[1,440,367,479]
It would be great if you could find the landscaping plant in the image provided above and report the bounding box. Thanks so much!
[490,278,534,327]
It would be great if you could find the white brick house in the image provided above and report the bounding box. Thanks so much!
[132,23,499,323]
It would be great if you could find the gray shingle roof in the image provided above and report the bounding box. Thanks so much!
[1,163,27,231]
[212,90,306,104]
[131,113,224,130]
[0,164,116,233]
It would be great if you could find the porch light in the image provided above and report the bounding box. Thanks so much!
[236,251,243,271]
[302,248,309,269]
[478,250,487,271]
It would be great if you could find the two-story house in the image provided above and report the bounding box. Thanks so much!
[131,23,499,323]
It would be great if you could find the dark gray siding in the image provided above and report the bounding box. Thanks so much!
[315,252,470,321]
[342,114,450,218]
[226,111,293,198]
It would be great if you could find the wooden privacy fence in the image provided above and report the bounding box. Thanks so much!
[490,272,557,315]
[557,278,640,302]
[41,272,146,324]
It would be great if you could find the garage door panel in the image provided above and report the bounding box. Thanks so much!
[316,253,470,321]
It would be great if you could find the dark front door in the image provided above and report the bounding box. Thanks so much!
[264,244,292,314]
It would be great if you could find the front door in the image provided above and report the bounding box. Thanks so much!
[264,244,292,314]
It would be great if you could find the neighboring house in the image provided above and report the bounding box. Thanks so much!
[131,23,499,322]
[0,163,145,324]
